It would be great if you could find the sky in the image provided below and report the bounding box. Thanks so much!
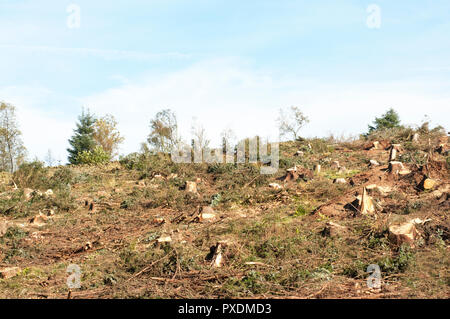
[0,0,449,163]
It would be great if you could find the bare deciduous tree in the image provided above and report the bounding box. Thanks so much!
[220,128,237,153]
[191,117,210,151]
[44,149,54,167]
[0,102,26,172]
[277,106,309,141]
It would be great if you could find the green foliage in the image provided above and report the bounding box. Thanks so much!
[368,108,402,134]
[119,243,143,273]
[9,162,76,214]
[120,198,137,210]
[68,110,124,164]
[294,203,314,217]
[1,226,28,241]
[119,152,143,170]
[120,152,178,178]
[50,166,76,188]
[13,161,47,189]
[76,146,111,165]
[241,270,264,293]
[49,183,76,212]
[305,138,333,154]
[14,157,77,188]
[67,109,97,164]
[398,200,426,215]
[211,193,222,207]
[0,226,29,262]
[341,260,366,278]
[378,245,415,274]
[93,114,124,159]
[207,163,235,174]
[305,179,347,201]
[0,190,22,216]
[364,126,414,144]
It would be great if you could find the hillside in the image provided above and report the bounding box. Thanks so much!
[0,134,448,299]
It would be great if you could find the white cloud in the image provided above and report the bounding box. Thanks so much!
[0,45,190,61]
[0,86,73,163]
[19,107,73,164]
[84,59,450,156]
[416,66,450,72]
[83,59,283,155]
[2,59,449,163]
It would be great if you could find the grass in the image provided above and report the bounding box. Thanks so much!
[0,137,448,299]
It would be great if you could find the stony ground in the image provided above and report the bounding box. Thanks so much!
[0,135,448,299]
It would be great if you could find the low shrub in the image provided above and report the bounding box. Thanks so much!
[76,146,111,165]
[378,245,415,274]
[13,161,48,189]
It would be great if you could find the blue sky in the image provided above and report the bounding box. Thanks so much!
[0,0,449,163]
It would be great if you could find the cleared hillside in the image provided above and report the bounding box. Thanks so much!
[0,134,448,299]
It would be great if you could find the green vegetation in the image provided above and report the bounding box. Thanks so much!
[368,108,402,134]
[67,110,122,165]
[76,145,111,165]
[0,105,448,299]
[67,109,97,165]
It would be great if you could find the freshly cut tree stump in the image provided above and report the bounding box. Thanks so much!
[389,144,402,161]
[186,181,198,194]
[358,187,375,215]
[389,222,419,247]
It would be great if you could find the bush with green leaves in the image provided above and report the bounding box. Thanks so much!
[378,245,415,274]
[50,166,76,188]
[119,152,144,170]
[0,190,22,216]
[75,146,111,165]
[119,151,185,179]
[13,161,48,189]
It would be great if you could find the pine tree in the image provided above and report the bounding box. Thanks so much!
[368,108,401,133]
[67,109,96,164]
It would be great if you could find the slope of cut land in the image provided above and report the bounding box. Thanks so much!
[0,135,448,299]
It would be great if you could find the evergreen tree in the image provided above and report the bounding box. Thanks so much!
[67,109,96,164]
[368,108,402,133]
